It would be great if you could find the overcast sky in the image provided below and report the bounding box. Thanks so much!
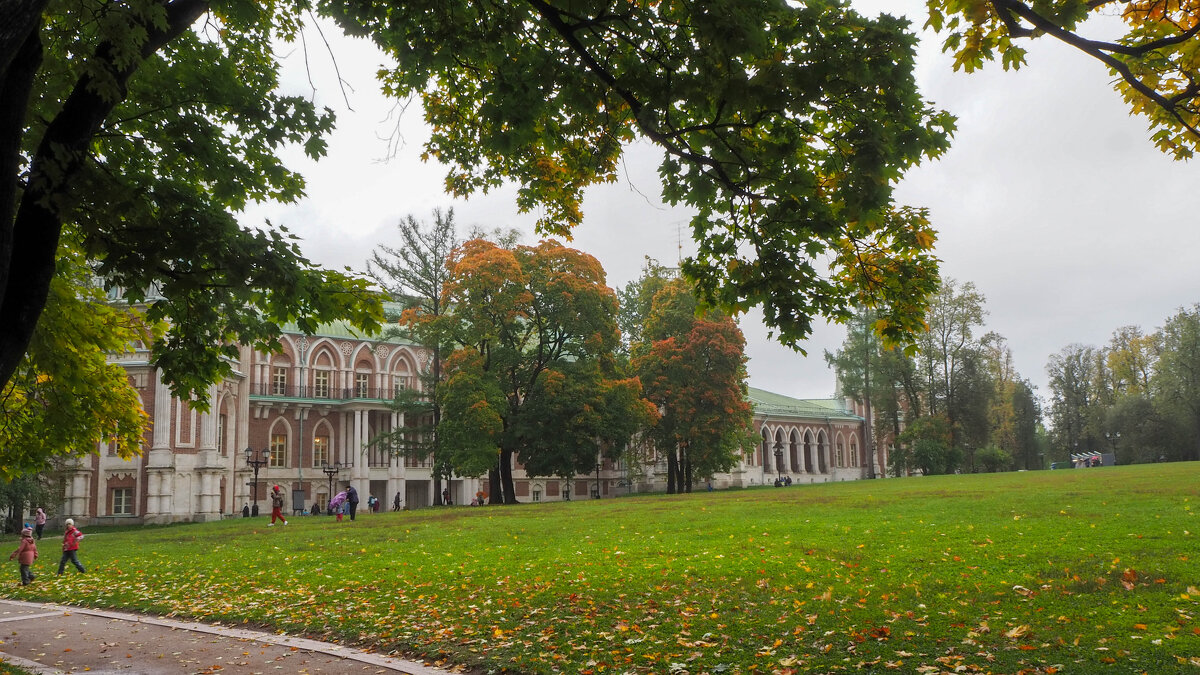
[241,2,1200,404]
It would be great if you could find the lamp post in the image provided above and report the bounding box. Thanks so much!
[322,463,345,511]
[1104,431,1121,464]
[244,447,270,516]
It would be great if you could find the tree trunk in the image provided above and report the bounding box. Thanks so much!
[682,447,692,493]
[499,447,517,504]
[665,448,677,494]
[487,466,501,505]
[433,476,443,505]
[0,0,209,391]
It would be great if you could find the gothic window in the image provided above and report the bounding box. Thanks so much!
[270,433,288,467]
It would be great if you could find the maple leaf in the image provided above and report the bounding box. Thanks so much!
[1003,625,1031,639]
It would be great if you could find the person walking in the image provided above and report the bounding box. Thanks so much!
[57,519,85,575]
[392,492,402,511]
[10,526,37,585]
[268,485,288,527]
[33,508,46,540]
[345,484,359,521]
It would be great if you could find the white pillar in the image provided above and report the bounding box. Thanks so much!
[152,368,173,450]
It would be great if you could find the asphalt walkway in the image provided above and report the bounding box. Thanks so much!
[0,599,458,675]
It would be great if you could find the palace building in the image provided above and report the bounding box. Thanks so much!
[59,320,877,526]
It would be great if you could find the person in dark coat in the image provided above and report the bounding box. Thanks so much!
[345,484,359,521]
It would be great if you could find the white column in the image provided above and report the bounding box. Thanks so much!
[199,383,217,450]
[71,473,89,517]
[152,368,173,450]
[145,472,160,516]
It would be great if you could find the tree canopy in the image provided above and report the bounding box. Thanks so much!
[0,0,382,413]
[927,0,1200,158]
[632,277,756,493]
[423,238,655,504]
[326,0,952,349]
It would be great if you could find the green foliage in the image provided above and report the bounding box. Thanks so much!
[0,245,148,478]
[368,209,459,490]
[1046,304,1200,465]
[329,0,952,349]
[631,278,757,492]
[513,363,655,480]
[438,348,504,479]
[900,414,958,475]
[1,0,383,413]
[975,445,1013,473]
[926,0,1200,158]
[432,239,651,502]
[1153,305,1200,460]
[616,257,675,357]
[830,282,1039,475]
[0,474,61,533]
[8,465,1200,674]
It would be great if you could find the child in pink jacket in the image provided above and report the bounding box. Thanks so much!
[10,527,37,585]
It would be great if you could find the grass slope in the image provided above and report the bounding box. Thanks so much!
[3,464,1199,674]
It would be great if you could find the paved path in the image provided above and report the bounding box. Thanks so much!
[0,599,458,674]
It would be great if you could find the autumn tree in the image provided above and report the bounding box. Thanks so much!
[433,239,654,504]
[330,0,951,352]
[927,0,1200,158]
[367,209,458,503]
[1045,306,1200,465]
[4,1,951,474]
[633,279,757,494]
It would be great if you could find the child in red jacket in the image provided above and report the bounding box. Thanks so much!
[57,518,85,575]
[10,527,37,585]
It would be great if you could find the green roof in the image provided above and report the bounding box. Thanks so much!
[281,303,417,345]
[748,386,861,421]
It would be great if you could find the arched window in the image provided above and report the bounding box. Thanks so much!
[270,433,288,467]
[313,435,330,467]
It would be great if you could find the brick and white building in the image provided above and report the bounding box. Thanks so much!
[60,320,875,525]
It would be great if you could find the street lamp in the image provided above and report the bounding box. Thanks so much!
[244,447,270,516]
[1105,431,1121,463]
[322,462,346,511]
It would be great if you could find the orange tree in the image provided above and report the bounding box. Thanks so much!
[632,279,757,494]
[427,238,655,504]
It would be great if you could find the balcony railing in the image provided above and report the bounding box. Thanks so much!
[249,383,398,401]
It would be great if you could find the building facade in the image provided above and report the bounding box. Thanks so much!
[60,324,874,525]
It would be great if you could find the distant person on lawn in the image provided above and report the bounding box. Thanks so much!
[57,519,85,575]
[269,485,288,527]
[33,508,46,540]
[10,527,37,585]
[345,485,359,521]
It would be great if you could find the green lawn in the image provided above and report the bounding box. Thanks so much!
[4,464,1199,674]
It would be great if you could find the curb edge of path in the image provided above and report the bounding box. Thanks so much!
[0,600,454,675]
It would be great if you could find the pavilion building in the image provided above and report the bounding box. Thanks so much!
[59,321,876,526]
